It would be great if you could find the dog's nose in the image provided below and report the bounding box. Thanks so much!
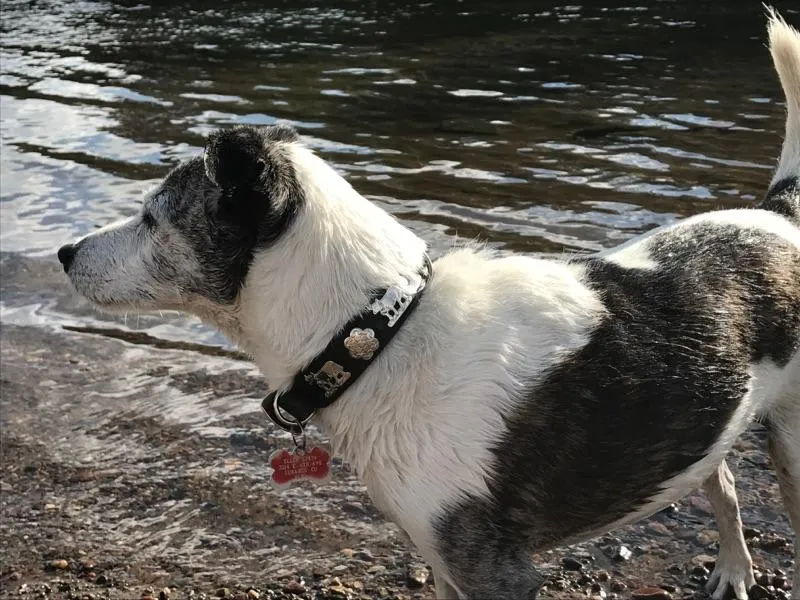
[57,243,76,273]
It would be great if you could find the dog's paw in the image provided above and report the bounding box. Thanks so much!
[705,558,756,600]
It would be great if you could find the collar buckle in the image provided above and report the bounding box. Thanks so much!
[262,391,314,435]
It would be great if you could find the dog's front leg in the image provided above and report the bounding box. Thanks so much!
[702,459,755,600]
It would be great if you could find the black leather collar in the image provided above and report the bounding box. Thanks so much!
[262,255,433,434]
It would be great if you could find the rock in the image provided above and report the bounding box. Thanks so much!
[631,587,672,600]
[660,504,679,517]
[327,582,349,598]
[367,565,386,574]
[562,556,583,571]
[246,590,260,600]
[646,522,671,536]
[48,559,69,570]
[406,565,429,589]
[760,534,791,551]
[79,558,96,571]
[342,501,366,515]
[610,581,627,593]
[332,564,349,573]
[690,565,709,577]
[695,529,719,546]
[596,570,610,582]
[284,580,306,594]
[353,550,374,562]
[159,588,171,600]
[612,545,632,562]
[667,564,683,575]
[744,527,763,539]
[749,585,772,600]
[690,554,716,569]
[756,572,773,587]
[215,588,230,598]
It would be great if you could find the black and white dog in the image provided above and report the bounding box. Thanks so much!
[58,11,799,600]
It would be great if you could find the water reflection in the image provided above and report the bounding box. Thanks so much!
[1,0,798,341]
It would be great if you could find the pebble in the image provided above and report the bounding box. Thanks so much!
[159,589,171,600]
[690,565,709,577]
[631,587,672,600]
[646,522,671,536]
[215,588,230,598]
[690,554,715,569]
[246,590,260,600]
[562,556,583,571]
[406,565,429,589]
[612,545,633,562]
[284,580,306,594]
[49,559,69,570]
[353,549,375,562]
[749,585,772,600]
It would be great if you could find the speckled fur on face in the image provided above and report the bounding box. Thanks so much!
[62,125,304,312]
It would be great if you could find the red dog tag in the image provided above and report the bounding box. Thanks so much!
[269,446,332,488]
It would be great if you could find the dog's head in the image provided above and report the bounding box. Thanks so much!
[58,124,303,314]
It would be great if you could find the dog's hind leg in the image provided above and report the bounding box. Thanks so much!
[702,459,755,600]
[766,390,800,600]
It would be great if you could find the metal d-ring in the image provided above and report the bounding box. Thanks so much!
[265,392,314,440]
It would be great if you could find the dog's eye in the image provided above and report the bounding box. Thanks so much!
[142,211,157,229]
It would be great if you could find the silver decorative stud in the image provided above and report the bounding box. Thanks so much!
[370,286,412,327]
[344,327,379,360]
[304,361,351,397]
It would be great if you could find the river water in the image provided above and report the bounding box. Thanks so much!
[2,0,798,347]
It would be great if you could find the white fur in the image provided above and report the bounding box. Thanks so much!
[236,145,608,566]
[768,8,800,185]
[597,207,800,273]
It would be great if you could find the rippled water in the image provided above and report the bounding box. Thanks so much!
[2,0,798,345]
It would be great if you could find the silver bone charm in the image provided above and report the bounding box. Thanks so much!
[304,361,351,397]
[370,286,412,327]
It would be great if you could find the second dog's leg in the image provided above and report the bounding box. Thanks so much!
[703,459,755,600]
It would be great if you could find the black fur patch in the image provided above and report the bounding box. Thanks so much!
[435,219,800,597]
[153,125,303,303]
[761,176,800,224]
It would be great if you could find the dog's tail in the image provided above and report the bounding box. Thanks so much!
[761,7,800,223]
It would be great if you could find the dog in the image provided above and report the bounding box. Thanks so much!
[57,10,800,600]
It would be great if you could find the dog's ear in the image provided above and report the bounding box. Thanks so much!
[203,126,267,191]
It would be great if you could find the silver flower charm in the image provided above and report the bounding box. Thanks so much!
[344,327,379,360]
